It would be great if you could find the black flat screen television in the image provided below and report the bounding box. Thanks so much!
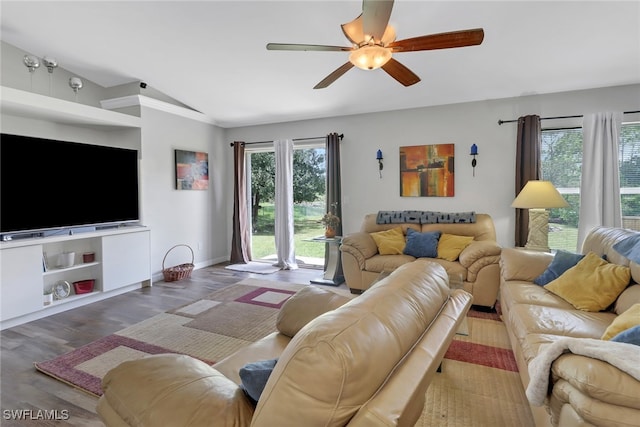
[1,133,140,237]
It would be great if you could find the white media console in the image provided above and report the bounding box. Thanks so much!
[0,226,151,330]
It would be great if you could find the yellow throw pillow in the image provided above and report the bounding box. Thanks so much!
[370,227,405,255]
[437,234,474,261]
[544,252,631,312]
[602,303,640,340]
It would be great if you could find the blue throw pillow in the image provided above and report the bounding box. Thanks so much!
[239,358,278,404]
[403,229,441,258]
[533,250,585,286]
[611,325,640,346]
[613,234,640,263]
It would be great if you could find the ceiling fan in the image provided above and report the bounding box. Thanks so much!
[266,0,484,89]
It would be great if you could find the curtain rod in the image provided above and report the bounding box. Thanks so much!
[497,110,640,125]
[229,133,344,147]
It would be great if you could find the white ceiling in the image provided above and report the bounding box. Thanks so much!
[2,1,639,128]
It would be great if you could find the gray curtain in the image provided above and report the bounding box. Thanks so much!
[514,115,542,247]
[325,133,342,271]
[230,141,251,263]
[326,133,342,235]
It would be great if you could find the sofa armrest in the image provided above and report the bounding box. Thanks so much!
[551,353,640,410]
[459,241,501,271]
[500,247,554,282]
[98,354,254,427]
[546,353,640,426]
[459,240,501,267]
[340,232,379,269]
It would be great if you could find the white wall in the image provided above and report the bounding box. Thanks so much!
[138,106,229,275]
[225,84,640,248]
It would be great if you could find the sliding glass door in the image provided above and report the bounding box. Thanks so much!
[247,144,326,267]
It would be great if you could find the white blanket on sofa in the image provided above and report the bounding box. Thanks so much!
[526,337,640,406]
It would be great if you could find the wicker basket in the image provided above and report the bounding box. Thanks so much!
[162,244,194,282]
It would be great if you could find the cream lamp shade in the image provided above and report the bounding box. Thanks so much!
[512,180,569,209]
[512,180,568,251]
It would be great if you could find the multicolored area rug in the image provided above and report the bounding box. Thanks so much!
[35,281,534,426]
[419,307,535,427]
[34,279,303,396]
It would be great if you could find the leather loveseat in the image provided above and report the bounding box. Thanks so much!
[97,259,472,427]
[340,212,501,307]
[500,226,640,427]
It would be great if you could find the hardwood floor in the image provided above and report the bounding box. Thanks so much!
[0,263,325,426]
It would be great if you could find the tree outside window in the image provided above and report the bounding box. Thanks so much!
[542,123,640,251]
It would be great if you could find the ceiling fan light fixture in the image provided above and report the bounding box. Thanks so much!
[349,45,392,70]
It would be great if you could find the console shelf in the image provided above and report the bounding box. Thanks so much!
[43,261,100,276]
[0,227,151,330]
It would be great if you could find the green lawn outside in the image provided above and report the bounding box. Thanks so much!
[548,224,579,252]
[252,203,327,260]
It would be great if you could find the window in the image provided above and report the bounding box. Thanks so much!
[541,122,640,251]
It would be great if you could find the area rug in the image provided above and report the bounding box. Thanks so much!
[34,279,302,396]
[35,283,534,426]
[225,261,282,274]
[418,308,534,427]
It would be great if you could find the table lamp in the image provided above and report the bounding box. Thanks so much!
[512,180,568,251]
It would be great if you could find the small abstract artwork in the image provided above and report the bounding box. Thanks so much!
[400,144,454,197]
[175,149,209,190]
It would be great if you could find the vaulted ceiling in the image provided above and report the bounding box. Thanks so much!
[2,1,639,128]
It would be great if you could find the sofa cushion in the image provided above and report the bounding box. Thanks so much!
[507,304,615,343]
[533,250,585,286]
[250,260,450,427]
[276,286,351,338]
[602,303,640,340]
[403,229,440,258]
[370,227,405,255]
[364,254,416,274]
[239,358,278,404]
[544,252,631,312]
[500,281,574,311]
[611,325,640,346]
[437,233,474,261]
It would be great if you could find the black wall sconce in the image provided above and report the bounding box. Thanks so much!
[470,144,478,176]
[376,149,384,178]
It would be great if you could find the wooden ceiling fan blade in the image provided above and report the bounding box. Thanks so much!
[314,62,354,89]
[389,28,484,52]
[341,14,364,44]
[381,58,420,86]
[362,0,394,41]
[266,43,351,52]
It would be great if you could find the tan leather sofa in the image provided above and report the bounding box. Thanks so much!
[97,259,472,427]
[340,213,501,307]
[500,227,640,427]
